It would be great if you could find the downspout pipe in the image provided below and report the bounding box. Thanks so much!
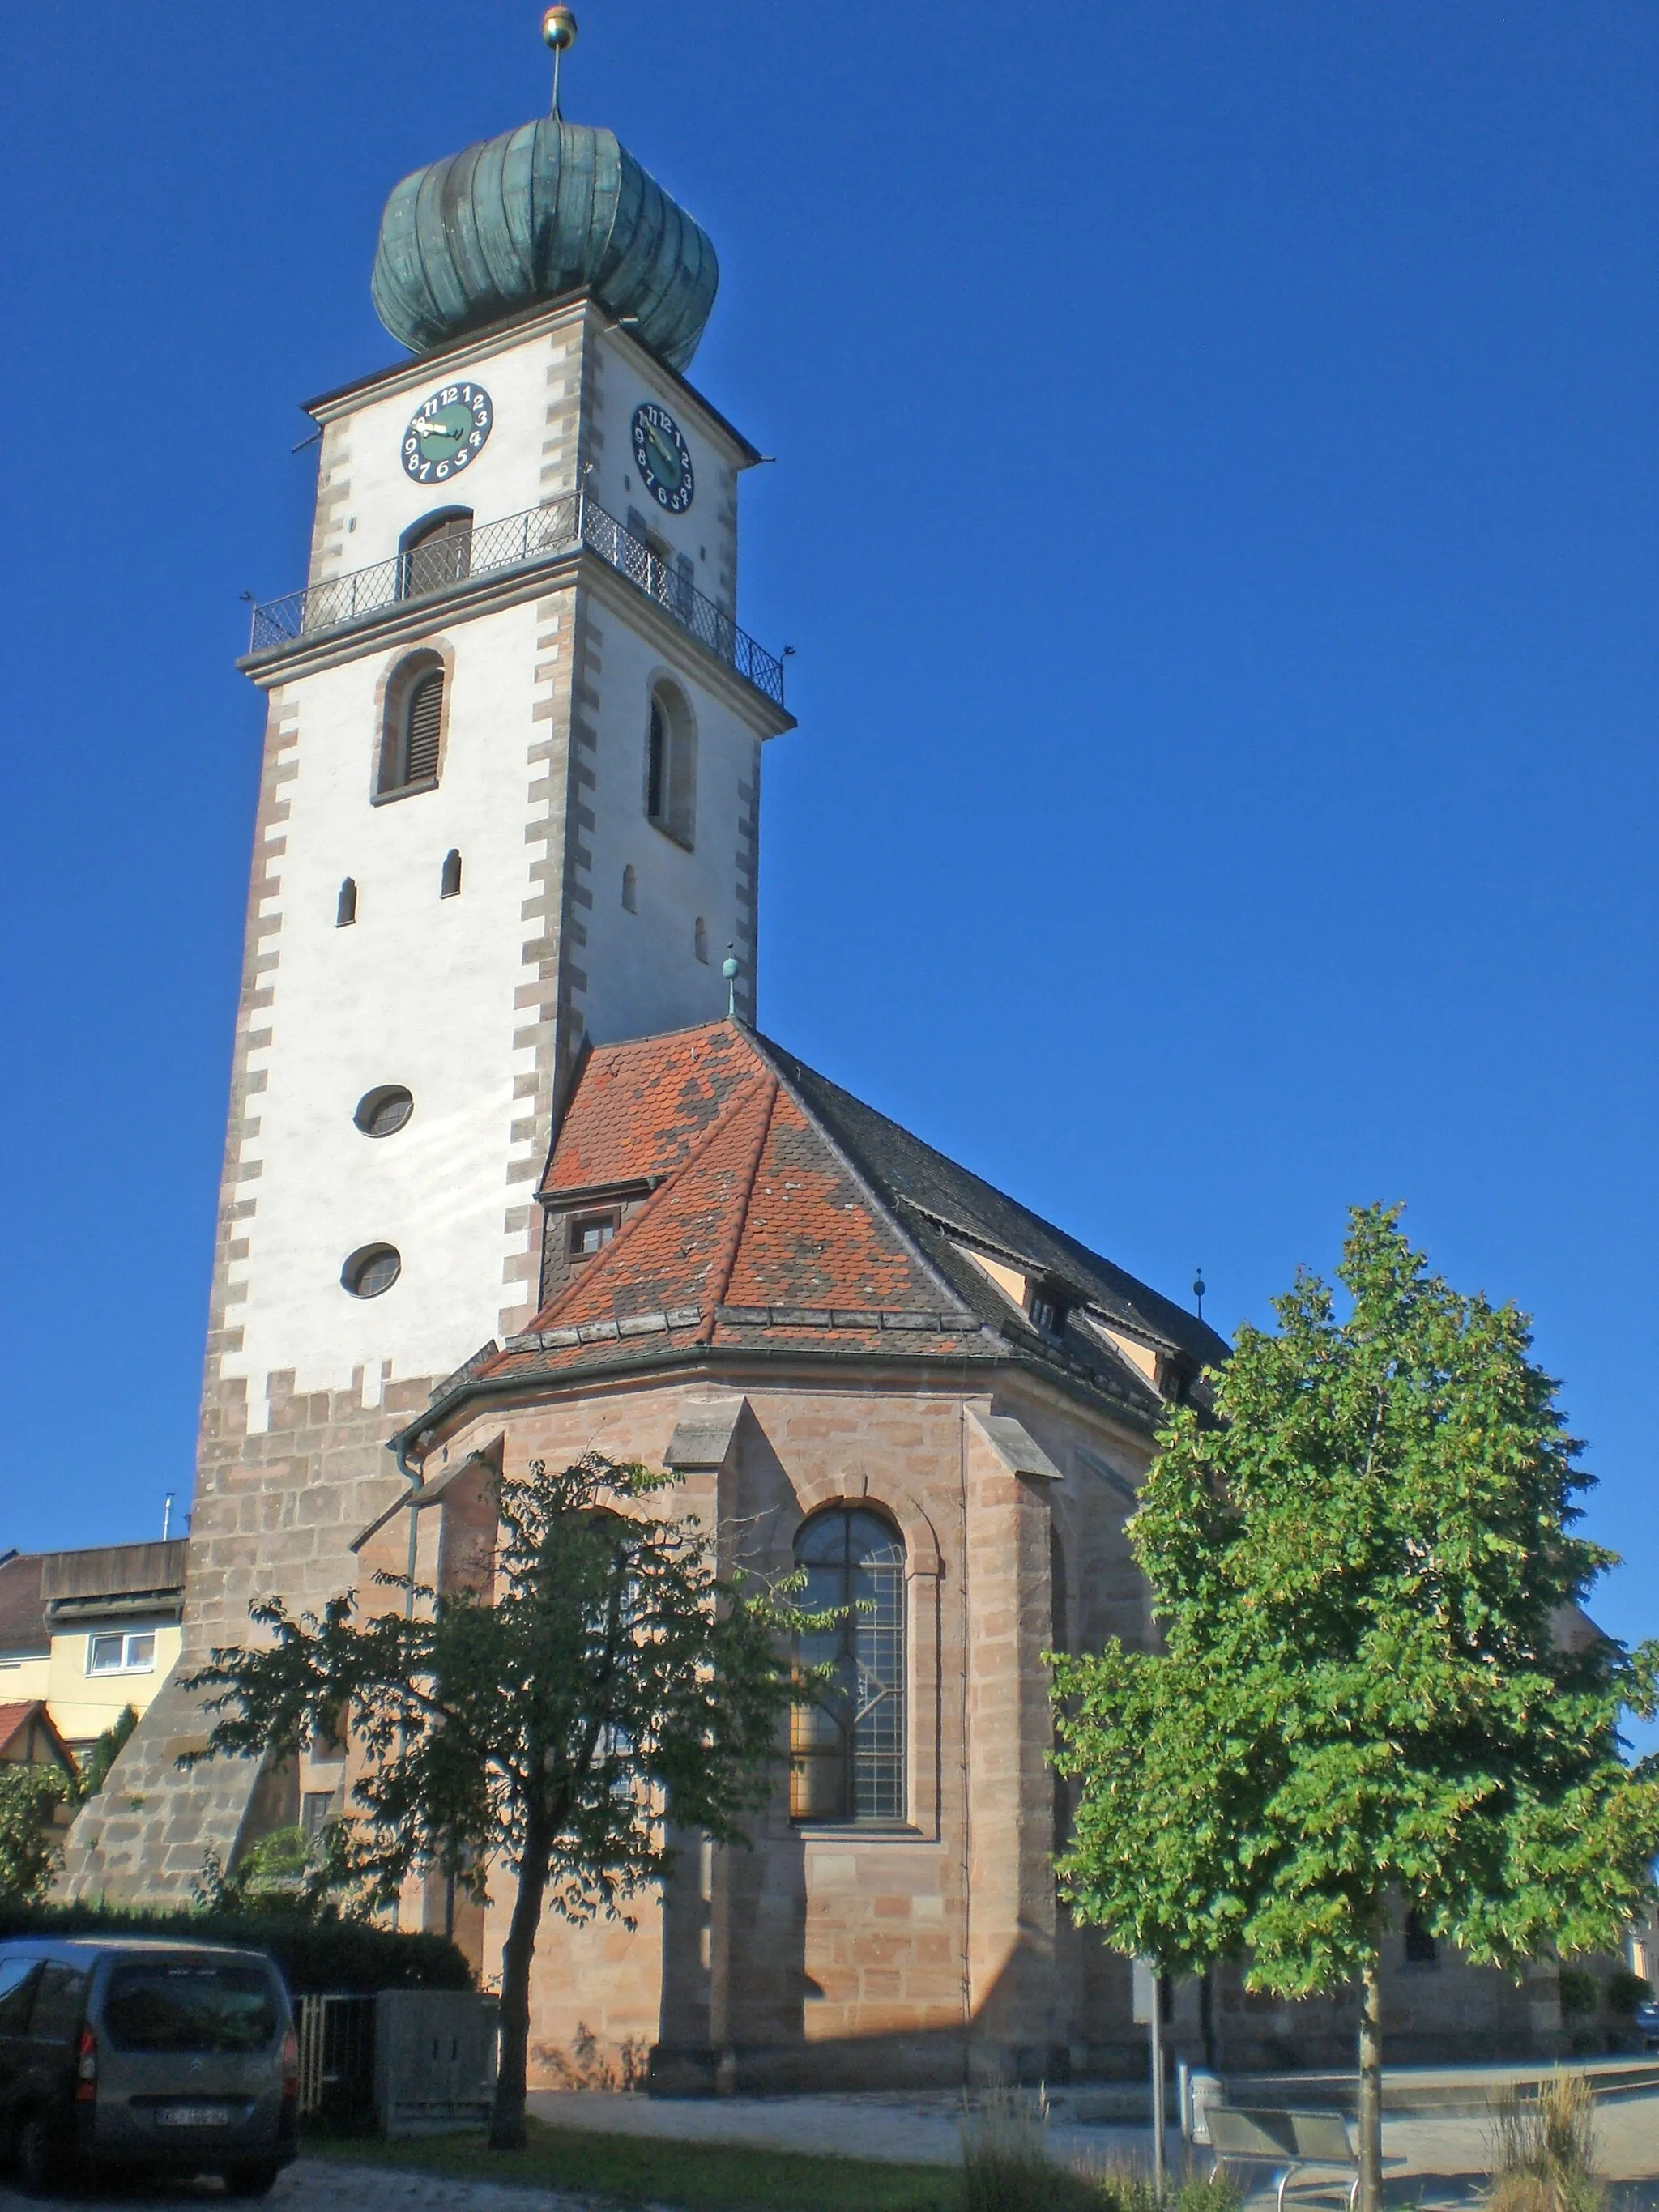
[392,1428,428,1621]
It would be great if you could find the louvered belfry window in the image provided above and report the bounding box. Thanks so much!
[403,670,443,784]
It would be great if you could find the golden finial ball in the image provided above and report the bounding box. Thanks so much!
[543,6,578,51]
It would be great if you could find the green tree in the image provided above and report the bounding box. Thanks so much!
[81,1703,139,1799]
[186,1453,800,2150]
[1053,1205,1659,2212]
[0,1765,75,1903]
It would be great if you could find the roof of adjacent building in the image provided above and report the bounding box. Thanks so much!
[0,1554,46,1660]
[0,1699,74,1771]
[0,1543,187,1658]
[440,1021,1227,1429]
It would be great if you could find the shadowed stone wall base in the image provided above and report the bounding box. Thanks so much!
[58,1366,441,1904]
[57,1672,293,1905]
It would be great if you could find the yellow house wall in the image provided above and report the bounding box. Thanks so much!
[0,1655,51,1707]
[45,1623,183,1751]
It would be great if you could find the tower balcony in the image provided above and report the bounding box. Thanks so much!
[242,492,787,710]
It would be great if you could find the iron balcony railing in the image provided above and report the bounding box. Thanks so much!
[247,492,786,707]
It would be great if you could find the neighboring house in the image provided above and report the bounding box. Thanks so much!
[0,1700,75,1775]
[0,1544,186,1761]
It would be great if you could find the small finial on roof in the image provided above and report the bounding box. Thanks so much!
[1192,1269,1206,1321]
[542,6,578,116]
[722,955,741,1021]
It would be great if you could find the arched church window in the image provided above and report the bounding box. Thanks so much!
[644,682,696,849]
[791,1507,906,1825]
[621,864,638,913]
[694,917,709,964]
[377,654,445,797]
[336,878,357,928]
[399,508,474,599]
[441,848,463,899]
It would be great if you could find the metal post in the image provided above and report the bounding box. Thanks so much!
[1150,1967,1166,2198]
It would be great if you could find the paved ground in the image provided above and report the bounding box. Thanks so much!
[524,2084,1659,2189]
[0,2091,1651,2208]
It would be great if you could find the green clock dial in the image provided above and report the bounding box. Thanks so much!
[631,401,694,514]
[401,382,493,484]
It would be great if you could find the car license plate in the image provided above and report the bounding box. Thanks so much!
[157,2104,234,2128]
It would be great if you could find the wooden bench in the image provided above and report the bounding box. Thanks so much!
[1205,2107,1361,2212]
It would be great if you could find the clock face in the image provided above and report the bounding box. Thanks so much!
[631,402,694,514]
[401,383,493,484]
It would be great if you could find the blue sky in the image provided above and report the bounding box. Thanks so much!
[2,4,1654,1737]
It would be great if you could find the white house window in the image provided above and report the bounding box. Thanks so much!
[87,1631,156,1676]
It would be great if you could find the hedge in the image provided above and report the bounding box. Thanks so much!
[0,1903,471,1995]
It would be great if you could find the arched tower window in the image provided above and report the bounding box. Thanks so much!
[621,864,638,914]
[693,917,709,963]
[791,1507,906,1825]
[643,682,696,849]
[399,508,474,599]
[336,878,357,928]
[441,849,462,899]
[378,654,446,797]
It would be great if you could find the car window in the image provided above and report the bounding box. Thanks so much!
[0,1959,44,2035]
[101,1962,280,2054]
[28,1964,88,2044]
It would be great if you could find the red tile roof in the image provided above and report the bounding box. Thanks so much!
[455,1021,1226,1417]
[0,1699,74,1771]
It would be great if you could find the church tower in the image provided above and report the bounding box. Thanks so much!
[62,17,792,1899]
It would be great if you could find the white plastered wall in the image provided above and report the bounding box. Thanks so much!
[225,302,770,1429]
[223,599,550,1428]
[580,627,755,1045]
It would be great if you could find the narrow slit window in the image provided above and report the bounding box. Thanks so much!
[694,917,709,964]
[621,864,638,913]
[441,849,462,899]
[336,878,358,928]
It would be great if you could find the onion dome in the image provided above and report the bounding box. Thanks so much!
[371,118,719,371]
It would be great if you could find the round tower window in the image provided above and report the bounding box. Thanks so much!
[342,1244,402,1299]
[354,1085,414,1138]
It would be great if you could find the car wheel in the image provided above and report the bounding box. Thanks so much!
[15,2111,67,2197]
[223,2160,283,2198]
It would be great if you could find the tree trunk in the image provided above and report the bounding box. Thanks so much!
[1357,1952,1384,2212]
[489,1829,552,2152]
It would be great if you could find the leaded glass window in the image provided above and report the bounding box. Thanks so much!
[791,1507,906,1824]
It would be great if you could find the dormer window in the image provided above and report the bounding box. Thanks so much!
[569,1213,618,1259]
[1026,1286,1070,1340]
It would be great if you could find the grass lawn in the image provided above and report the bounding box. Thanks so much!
[309,2115,959,2210]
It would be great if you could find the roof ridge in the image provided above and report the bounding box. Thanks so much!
[696,1072,782,1345]
[531,1067,775,1330]
[746,1034,983,1326]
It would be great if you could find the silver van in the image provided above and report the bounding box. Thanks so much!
[0,1936,298,2197]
